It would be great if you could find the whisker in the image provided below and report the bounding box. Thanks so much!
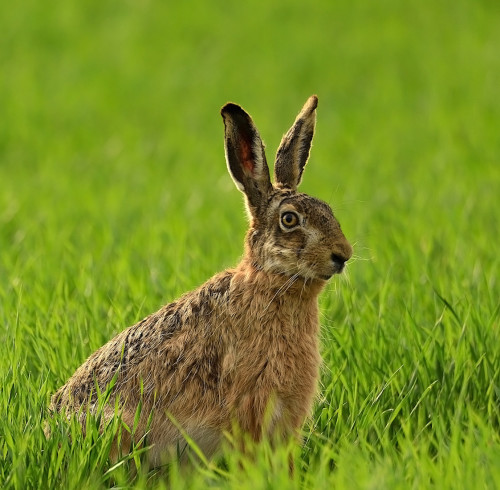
[262,272,300,313]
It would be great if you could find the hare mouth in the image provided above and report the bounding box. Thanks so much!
[319,263,345,280]
[320,271,341,281]
[334,262,346,274]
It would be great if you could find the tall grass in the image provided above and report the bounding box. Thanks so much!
[1,0,499,487]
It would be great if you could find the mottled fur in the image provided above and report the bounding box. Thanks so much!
[49,95,352,466]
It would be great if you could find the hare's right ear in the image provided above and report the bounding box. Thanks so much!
[221,103,272,217]
[274,95,318,190]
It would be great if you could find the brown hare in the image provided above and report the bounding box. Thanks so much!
[49,95,352,466]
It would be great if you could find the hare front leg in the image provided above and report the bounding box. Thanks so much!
[233,390,296,446]
[235,391,272,444]
[232,391,302,476]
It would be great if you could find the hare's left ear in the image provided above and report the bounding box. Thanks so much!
[221,103,272,217]
[274,95,318,190]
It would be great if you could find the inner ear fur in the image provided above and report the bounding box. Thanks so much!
[274,95,318,190]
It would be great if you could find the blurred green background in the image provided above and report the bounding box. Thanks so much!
[1,0,499,487]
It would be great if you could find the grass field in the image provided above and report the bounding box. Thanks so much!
[1,0,499,488]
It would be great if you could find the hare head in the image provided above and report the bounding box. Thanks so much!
[221,95,352,282]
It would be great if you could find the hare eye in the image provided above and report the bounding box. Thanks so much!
[281,211,299,229]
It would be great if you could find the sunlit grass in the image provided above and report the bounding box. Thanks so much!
[1,0,499,488]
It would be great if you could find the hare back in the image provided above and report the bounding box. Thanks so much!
[50,270,233,412]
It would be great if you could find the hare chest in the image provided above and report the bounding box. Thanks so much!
[228,312,321,437]
[265,325,320,419]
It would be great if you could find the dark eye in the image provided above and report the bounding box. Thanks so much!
[281,211,299,229]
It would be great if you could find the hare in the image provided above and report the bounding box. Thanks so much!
[49,95,352,466]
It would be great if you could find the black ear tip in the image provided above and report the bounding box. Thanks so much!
[221,102,246,118]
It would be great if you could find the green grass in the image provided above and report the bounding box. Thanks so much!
[1,0,499,487]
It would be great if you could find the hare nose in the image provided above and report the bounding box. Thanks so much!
[331,253,348,266]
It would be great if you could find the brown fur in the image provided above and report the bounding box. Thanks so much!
[48,95,352,466]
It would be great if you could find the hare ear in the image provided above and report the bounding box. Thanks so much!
[221,103,272,216]
[274,95,318,190]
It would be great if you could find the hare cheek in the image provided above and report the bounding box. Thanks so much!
[261,242,293,273]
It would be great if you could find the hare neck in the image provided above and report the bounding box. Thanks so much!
[235,257,326,301]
